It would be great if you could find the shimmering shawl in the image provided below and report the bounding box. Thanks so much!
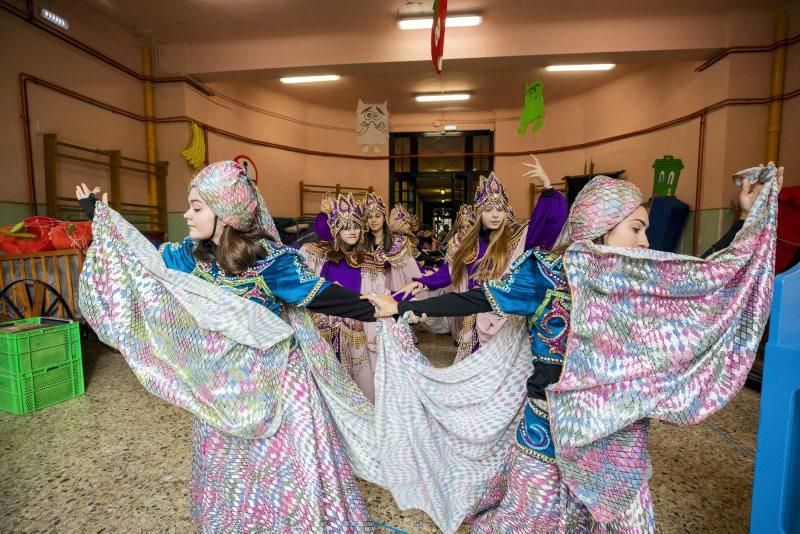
[549,165,778,522]
[78,202,533,534]
[79,203,294,438]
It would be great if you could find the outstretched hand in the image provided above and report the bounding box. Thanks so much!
[361,293,399,318]
[392,281,426,300]
[522,154,552,189]
[739,163,784,219]
[75,183,108,204]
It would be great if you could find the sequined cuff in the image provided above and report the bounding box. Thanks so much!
[481,285,506,317]
[298,277,329,308]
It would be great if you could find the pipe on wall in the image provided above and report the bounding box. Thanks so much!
[19,72,800,221]
[141,46,158,206]
[692,113,707,256]
[766,11,788,163]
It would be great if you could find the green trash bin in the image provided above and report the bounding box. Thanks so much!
[652,155,684,197]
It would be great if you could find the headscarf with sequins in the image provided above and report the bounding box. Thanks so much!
[189,160,280,241]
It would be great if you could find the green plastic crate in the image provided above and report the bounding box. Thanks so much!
[0,317,81,375]
[0,357,85,414]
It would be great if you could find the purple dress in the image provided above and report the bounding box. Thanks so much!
[300,243,387,403]
[415,189,568,360]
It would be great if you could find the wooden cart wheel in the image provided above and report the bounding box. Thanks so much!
[0,279,76,321]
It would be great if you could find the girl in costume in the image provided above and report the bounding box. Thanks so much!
[396,156,568,362]
[363,192,424,295]
[368,164,781,532]
[76,161,380,533]
[300,193,387,402]
[388,203,418,252]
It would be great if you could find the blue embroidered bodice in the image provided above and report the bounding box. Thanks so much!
[159,237,330,317]
[482,248,571,462]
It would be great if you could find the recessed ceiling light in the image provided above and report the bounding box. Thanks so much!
[546,64,615,72]
[41,8,69,30]
[397,15,482,30]
[443,124,458,131]
[280,75,341,84]
[416,93,470,102]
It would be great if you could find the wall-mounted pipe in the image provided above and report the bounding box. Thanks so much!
[766,12,788,163]
[696,32,799,73]
[19,72,800,161]
[692,113,707,255]
[0,0,214,96]
[141,46,158,206]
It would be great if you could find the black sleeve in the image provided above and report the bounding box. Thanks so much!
[701,219,745,258]
[397,288,493,317]
[306,283,376,322]
[78,194,97,220]
[539,187,555,198]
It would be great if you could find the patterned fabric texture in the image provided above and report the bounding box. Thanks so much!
[564,175,643,243]
[467,443,655,533]
[366,315,534,533]
[189,349,373,532]
[190,160,281,239]
[79,203,293,439]
[79,202,536,534]
[549,164,779,523]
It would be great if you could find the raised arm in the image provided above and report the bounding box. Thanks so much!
[522,155,568,251]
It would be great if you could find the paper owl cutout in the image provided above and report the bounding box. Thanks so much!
[356,99,390,152]
[518,81,544,135]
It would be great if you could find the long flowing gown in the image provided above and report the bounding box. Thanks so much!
[78,165,777,534]
[393,166,779,531]
[80,206,373,533]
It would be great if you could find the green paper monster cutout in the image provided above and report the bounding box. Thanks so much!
[518,80,544,135]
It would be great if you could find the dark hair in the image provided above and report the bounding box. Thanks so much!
[193,225,272,274]
[326,226,370,264]
[369,220,394,252]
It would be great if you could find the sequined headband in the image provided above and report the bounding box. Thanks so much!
[567,175,643,242]
[188,160,280,240]
[327,193,364,236]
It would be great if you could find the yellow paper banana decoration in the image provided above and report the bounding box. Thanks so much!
[180,122,206,170]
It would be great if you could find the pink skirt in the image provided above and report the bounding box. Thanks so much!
[189,347,373,533]
[468,445,654,533]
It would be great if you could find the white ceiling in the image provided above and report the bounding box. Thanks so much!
[73,0,789,113]
[79,0,784,43]
[198,51,711,113]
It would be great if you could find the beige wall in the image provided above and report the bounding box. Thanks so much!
[0,11,144,206]
[1,4,798,248]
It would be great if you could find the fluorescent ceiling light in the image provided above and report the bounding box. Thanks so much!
[443,124,458,131]
[416,93,470,102]
[280,75,341,84]
[546,64,615,72]
[41,8,69,30]
[397,15,482,30]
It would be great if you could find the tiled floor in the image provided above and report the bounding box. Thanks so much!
[1,331,758,533]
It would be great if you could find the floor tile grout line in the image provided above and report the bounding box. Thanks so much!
[374,521,408,533]
[703,421,756,460]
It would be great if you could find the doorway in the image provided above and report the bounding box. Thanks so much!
[389,130,493,233]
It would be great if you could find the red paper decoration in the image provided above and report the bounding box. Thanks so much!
[431,0,447,74]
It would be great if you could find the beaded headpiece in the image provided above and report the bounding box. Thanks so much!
[454,204,477,231]
[363,192,388,217]
[388,204,412,234]
[189,160,280,241]
[567,175,643,242]
[327,193,364,236]
[474,172,515,222]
